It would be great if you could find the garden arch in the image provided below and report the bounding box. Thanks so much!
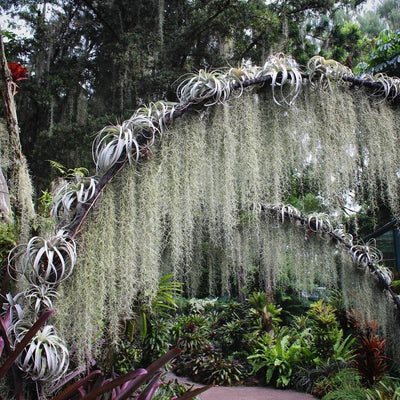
[9,55,400,376]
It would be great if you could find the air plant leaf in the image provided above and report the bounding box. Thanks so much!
[307,55,353,90]
[261,53,303,106]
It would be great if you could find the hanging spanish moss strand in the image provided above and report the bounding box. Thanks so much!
[55,188,117,365]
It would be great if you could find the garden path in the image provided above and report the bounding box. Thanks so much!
[166,373,318,400]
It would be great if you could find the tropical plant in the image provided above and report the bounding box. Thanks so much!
[52,348,211,400]
[0,308,55,397]
[322,387,369,399]
[247,292,282,333]
[136,274,183,341]
[192,353,245,385]
[172,314,211,355]
[365,376,400,399]
[261,53,303,106]
[353,326,388,386]
[176,69,232,106]
[15,324,69,382]
[359,29,400,77]
[306,300,342,359]
[307,55,353,90]
[8,233,77,286]
[248,327,312,388]
[51,176,98,224]
[153,378,197,400]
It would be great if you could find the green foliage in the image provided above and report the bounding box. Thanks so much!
[358,29,400,76]
[114,341,142,375]
[322,387,369,399]
[306,300,342,359]
[153,379,197,400]
[171,314,211,355]
[248,327,313,388]
[193,353,245,385]
[247,292,282,332]
[48,160,89,179]
[365,376,400,399]
[0,222,17,269]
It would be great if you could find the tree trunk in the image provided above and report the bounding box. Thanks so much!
[0,28,35,234]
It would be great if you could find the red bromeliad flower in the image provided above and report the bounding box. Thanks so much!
[7,62,28,83]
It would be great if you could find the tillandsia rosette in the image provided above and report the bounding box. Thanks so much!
[176,69,232,106]
[8,232,77,286]
[261,53,303,106]
[14,324,69,382]
[307,55,354,89]
[51,176,98,224]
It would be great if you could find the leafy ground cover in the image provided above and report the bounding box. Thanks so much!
[117,279,400,399]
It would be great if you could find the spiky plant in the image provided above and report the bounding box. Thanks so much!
[24,284,58,318]
[176,69,232,106]
[8,233,77,286]
[15,324,69,382]
[51,176,98,224]
[307,55,354,89]
[261,53,303,106]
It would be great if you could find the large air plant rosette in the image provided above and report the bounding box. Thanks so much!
[14,323,69,382]
[8,232,77,286]
[50,176,98,225]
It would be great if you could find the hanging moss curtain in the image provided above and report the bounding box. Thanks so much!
[52,82,400,364]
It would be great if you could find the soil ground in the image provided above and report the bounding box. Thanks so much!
[166,373,319,400]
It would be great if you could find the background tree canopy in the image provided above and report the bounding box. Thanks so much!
[1,0,393,190]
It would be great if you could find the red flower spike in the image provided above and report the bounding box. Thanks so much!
[7,62,28,82]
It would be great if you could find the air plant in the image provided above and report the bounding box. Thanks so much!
[136,101,178,135]
[24,284,58,318]
[261,53,304,106]
[350,241,383,269]
[372,264,393,286]
[93,110,161,172]
[369,72,400,100]
[176,69,232,106]
[92,122,140,173]
[307,55,353,90]
[332,227,354,247]
[8,233,77,286]
[51,176,98,223]
[14,324,69,382]
[307,213,333,234]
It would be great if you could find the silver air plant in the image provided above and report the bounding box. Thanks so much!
[92,109,161,173]
[307,55,354,89]
[24,284,58,319]
[261,53,303,106]
[51,176,98,224]
[177,69,232,106]
[15,324,69,382]
[8,232,77,286]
